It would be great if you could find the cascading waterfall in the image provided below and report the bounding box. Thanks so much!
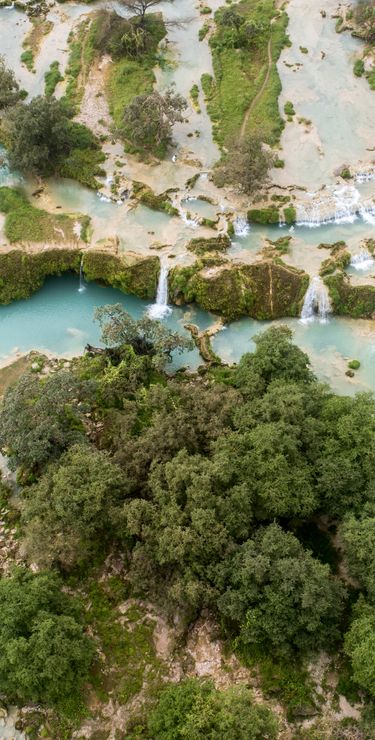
[296,185,364,227]
[78,256,85,293]
[350,249,375,271]
[233,216,250,237]
[148,261,172,319]
[300,276,332,323]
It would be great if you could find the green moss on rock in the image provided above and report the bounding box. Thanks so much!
[319,242,351,276]
[325,273,375,318]
[170,259,308,320]
[131,181,178,216]
[82,251,159,299]
[0,187,89,244]
[187,234,231,255]
[247,207,280,225]
[0,248,82,304]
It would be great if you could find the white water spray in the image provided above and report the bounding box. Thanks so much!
[148,261,172,319]
[296,186,362,227]
[350,249,375,271]
[78,256,85,293]
[233,216,250,237]
[300,277,332,323]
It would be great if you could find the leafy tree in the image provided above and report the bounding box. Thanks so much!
[122,89,187,153]
[315,392,375,516]
[214,136,275,195]
[0,371,94,472]
[345,598,375,696]
[0,569,94,705]
[6,96,73,175]
[95,304,192,370]
[233,326,315,394]
[120,0,173,26]
[341,514,375,599]
[5,97,101,177]
[111,378,240,491]
[148,679,278,739]
[217,524,346,657]
[124,449,245,610]
[21,444,126,569]
[0,55,26,109]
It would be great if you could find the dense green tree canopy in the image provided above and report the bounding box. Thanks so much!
[0,569,93,704]
[0,371,94,471]
[345,599,375,696]
[21,444,127,569]
[148,679,279,739]
[122,89,187,153]
[217,524,346,657]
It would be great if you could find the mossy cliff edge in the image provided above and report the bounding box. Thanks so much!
[325,273,375,319]
[0,248,309,321]
[169,259,308,320]
[82,250,159,299]
[0,248,159,304]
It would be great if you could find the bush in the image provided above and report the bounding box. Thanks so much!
[148,679,279,738]
[354,58,365,77]
[0,569,94,705]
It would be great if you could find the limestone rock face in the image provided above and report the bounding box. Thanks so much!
[82,251,160,299]
[325,273,375,319]
[169,259,309,320]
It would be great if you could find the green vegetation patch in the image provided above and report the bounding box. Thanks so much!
[132,180,178,216]
[0,187,87,245]
[103,13,166,130]
[0,247,82,304]
[44,61,64,97]
[82,250,160,299]
[203,0,289,147]
[325,272,375,317]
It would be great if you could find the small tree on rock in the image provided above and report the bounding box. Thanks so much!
[214,135,275,195]
[122,89,187,154]
[120,0,173,26]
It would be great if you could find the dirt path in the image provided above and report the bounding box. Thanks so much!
[240,36,273,139]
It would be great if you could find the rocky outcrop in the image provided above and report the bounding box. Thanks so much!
[319,241,351,276]
[82,250,160,299]
[169,259,309,320]
[187,234,231,255]
[325,273,375,318]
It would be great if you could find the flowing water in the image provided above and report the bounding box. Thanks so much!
[147,261,171,319]
[0,275,211,370]
[300,276,332,323]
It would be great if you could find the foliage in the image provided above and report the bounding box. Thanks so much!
[0,569,94,705]
[122,88,187,156]
[147,679,279,738]
[354,0,375,42]
[0,186,84,244]
[21,444,126,570]
[214,135,274,194]
[44,61,64,97]
[5,96,104,187]
[341,514,375,599]
[344,598,375,696]
[0,370,94,472]
[94,304,193,369]
[217,523,346,657]
[120,0,172,25]
[203,0,288,148]
[0,55,26,109]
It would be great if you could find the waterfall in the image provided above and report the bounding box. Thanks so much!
[78,256,85,293]
[233,216,250,237]
[350,249,375,271]
[300,277,332,323]
[296,186,361,227]
[148,261,172,319]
